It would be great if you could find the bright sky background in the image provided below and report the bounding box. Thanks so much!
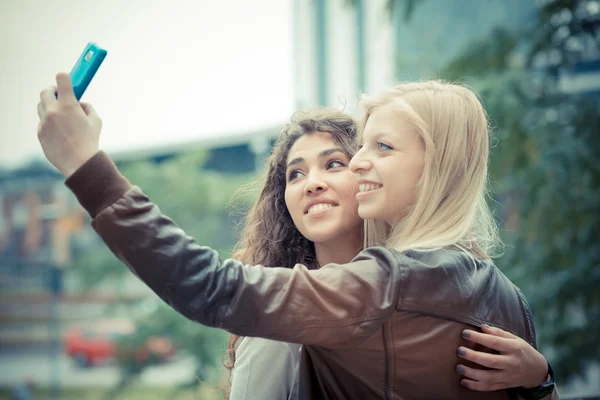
[0,0,294,168]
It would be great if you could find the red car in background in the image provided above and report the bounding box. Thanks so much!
[64,318,175,367]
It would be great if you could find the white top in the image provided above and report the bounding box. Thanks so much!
[230,337,301,400]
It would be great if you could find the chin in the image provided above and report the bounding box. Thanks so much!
[304,225,348,243]
[304,231,338,243]
[357,205,379,220]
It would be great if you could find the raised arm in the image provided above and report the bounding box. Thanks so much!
[36,74,401,348]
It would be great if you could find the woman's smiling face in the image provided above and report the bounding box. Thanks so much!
[284,131,362,244]
[350,101,425,225]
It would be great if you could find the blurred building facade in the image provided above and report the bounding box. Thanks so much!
[292,0,600,113]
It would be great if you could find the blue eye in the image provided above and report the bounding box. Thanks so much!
[377,142,393,151]
[327,160,345,169]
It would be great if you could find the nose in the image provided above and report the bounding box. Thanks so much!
[304,175,328,195]
[349,147,371,174]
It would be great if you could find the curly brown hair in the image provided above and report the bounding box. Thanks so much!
[221,107,358,397]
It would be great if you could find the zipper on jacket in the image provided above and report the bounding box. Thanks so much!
[382,323,390,400]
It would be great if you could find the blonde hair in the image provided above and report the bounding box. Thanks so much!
[361,80,501,259]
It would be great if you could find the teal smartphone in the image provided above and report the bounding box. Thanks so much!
[69,42,107,100]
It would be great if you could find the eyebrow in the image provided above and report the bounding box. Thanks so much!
[286,148,345,168]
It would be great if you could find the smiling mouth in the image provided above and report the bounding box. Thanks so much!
[358,183,382,193]
[306,203,337,214]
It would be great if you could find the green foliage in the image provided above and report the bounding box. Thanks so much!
[439,27,521,81]
[487,79,600,382]
[527,0,600,69]
[435,0,600,383]
[118,151,253,248]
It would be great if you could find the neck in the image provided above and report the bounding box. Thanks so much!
[314,229,363,267]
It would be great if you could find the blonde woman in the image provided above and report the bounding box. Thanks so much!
[37,75,558,399]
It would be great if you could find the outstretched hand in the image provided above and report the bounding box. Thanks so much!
[37,73,102,178]
[456,324,549,391]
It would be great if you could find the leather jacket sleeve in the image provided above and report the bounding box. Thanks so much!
[66,151,399,347]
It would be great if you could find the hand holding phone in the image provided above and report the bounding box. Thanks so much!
[69,42,107,100]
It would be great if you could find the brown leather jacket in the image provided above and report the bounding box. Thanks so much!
[66,152,559,400]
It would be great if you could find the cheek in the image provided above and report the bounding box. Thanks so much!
[348,198,361,219]
[338,173,359,196]
[338,181,360,215]
[391,161,423,205]
[284,188,294,214]
[284,187,302,220]
[410,161,425,192]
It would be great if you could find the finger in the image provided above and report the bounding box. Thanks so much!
[481,324,519,340]
[55,72,77,104]
[456,364,506,386]
[462,330,517,353]
[37,102,44,119]
[457,346,514,369]
[79,102,96,117]
[80,102,102,128]
[460,378,508,392]
[40,86,58,110]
